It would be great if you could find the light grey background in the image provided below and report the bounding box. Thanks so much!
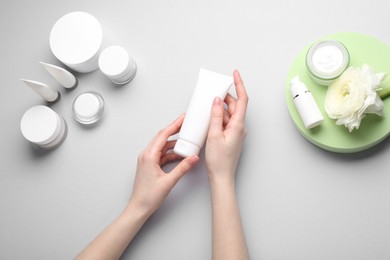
[1,0,390,259]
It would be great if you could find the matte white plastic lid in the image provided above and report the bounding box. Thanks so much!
[50,12,102,69]
[20,105,61,145]
[99,45,130,78]
[174,138,201,158]
[39,116,68,149]
[72,91,104,124]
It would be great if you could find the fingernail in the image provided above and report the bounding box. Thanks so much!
[174,113,185,123]
[189,155,199,164]
[213,97,222,105]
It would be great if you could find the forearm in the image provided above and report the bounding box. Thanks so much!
[76,201,151,260]
[210,178,249,260]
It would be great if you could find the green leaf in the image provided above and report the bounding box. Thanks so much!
[378,87,390,99]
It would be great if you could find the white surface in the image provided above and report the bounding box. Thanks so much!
[20,105,61,145]
[1,0,390,259]
[49,11,102,72]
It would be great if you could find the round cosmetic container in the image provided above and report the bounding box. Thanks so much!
[98,45,137,84]
[20,105,67,149]
[50,11,103,73]
[72,91,104,125]
[306,40,350,86]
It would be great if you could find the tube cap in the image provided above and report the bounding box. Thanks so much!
[173,139,201,158]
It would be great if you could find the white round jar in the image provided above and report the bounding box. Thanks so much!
[98,45,137,84]
[306,40,350,86]
[50,11,103,73]
[72,91,105,125]
[20,105,67,149]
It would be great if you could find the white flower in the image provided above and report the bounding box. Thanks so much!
[324,64,386,132]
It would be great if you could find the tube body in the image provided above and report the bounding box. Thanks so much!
[174,68,233,157]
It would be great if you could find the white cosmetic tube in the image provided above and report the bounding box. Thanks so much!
[174,68,233,157]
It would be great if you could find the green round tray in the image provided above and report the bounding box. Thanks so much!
[286,32,390,153]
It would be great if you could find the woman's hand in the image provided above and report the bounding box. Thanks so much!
[129,114,199,216]
[205,70,248,185]
[77,115,199,260]
[205,70,250,260]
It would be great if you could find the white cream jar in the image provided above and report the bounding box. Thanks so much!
[50,12,103,73]
[306,40,350,86]
[20,105,67,149]
[98,45,137,85]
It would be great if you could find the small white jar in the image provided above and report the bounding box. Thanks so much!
[20,105,67,149]
[98,45,137,84]
[50,11,103,73]
[306,40,350,86]
[72,91,104,125]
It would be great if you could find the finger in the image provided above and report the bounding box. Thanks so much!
[161,140,177,154]
[223,109,230,126]
[168,155,199,184]
[160,151,183,166]
[147,114,185,153]
[232,70,249,120]
[224,93,237,116]
[224,93,236,107]
[208,97,224,138]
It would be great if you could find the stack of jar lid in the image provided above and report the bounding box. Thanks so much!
[20,106,67,150]
[99,45,137,85]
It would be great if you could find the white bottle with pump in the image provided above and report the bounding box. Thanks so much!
[174,68,233,157]
[290,76,324,129]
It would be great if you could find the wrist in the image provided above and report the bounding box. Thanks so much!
[208,174,236,194]
[123,199,154,222]
[208,170,235,186]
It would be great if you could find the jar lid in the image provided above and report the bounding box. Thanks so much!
[99,45,130,78]
[20,105,62,145]
[39,116,67,149]
[72,91,104,125]
[50,11,103,72]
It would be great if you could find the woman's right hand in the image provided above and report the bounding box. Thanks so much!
[205,70,248,186]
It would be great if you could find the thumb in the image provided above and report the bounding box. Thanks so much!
[169,155,199,184]
[208,97,224,138]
